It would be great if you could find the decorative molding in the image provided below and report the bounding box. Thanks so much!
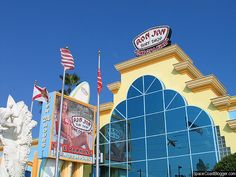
[115,44,193,73]
[211,95,231,110]
[226,119,236,131]
[100,102,114,115]
[185,75,227,96]
[173,60,203,79]
[107,82,121,94]
[229,96,236,110]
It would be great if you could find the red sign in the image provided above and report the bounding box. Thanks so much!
[133,25,171,56]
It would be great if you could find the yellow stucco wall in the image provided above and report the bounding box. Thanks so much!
[103,55,236,153]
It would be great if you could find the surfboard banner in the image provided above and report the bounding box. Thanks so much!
[38,92,96,164]
[69,81,90,104]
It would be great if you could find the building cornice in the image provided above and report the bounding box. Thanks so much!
[185,75,227,96]
[107,82,121,94]
[173,60,203,79]
[211,95,231,110]
[226,119,236,131]
[100,102,114,115]
[115,44,192,73]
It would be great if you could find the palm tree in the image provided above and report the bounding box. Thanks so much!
[59,73,80,95]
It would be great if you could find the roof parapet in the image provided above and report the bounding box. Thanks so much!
[115,44,192,73]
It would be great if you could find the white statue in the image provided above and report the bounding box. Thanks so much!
[0,95,37,177]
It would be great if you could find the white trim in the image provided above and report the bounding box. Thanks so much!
[143,76,149,177]
[165,93,178,110]
[162,89,170,177]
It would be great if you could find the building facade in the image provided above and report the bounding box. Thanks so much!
[1,44,236,177]
[98,44,236,177]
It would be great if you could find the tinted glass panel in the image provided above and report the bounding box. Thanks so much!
[147,135,167,159]
[146,112,165,136]
[148,159,167,177]
[167,131,189,156]
[190,126,216,153]
[100,165,109,177]
[169,156,192,177]
[145,91,163,114]
[111,110,126,122]
[144,75,157,92]
[110,120,126,142]
[127,96,144,118]
[187,106,202,126]
[110,141,127,164]
[193,110,212,127]
[128,161,146,177]
[132,77,144,93]
[127,85,142,98]
[192,152,217,171]
[167,93,185,110]
[100,125,109,144]
[166,108,187,132]
[128,117,145,139]
[129,138,145,161]
[101,143,109,165]
[164,90,176,109]
[145,78,163,93]
[113,101,126,121]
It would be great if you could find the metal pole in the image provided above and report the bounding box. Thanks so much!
[30,101,34,114]
[178,165,182,177]
[96,50,101,177]
[137,169,141,177]
[54,68,66,177]
[30,80,37,113]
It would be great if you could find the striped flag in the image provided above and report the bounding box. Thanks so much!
[97,68,102,94]
[60,47,75,70]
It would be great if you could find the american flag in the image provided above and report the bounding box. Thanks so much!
[97,68,102,94]
[60,47,75,70]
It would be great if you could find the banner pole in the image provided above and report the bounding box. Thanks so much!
[30,80,37,113]
[96,50,101,177]
[54,68,66,177]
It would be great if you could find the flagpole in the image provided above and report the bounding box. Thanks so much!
[30,80,37,113]
[54,68,66,177]
[96,49,101,177]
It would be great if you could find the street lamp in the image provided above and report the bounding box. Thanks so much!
[137,169,142,177]
[178,165,182,177]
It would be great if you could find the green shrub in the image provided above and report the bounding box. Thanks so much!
[213,153,236,171]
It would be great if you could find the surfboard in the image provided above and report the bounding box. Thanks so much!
[69,81,90,104]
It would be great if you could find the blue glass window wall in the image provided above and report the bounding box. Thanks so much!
[99,75,218,177]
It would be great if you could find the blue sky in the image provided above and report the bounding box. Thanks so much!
[0,1,236,137]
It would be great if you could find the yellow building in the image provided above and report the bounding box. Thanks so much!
[1,44,236,177]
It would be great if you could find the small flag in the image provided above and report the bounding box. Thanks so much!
[97,68,102,94]
[32,84,49,102]
[60,47,75,70]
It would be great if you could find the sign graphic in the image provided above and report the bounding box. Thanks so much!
[38,92,95,164]
[133,25,171,56]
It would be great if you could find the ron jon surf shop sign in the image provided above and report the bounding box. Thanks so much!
[133,25,171,56]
